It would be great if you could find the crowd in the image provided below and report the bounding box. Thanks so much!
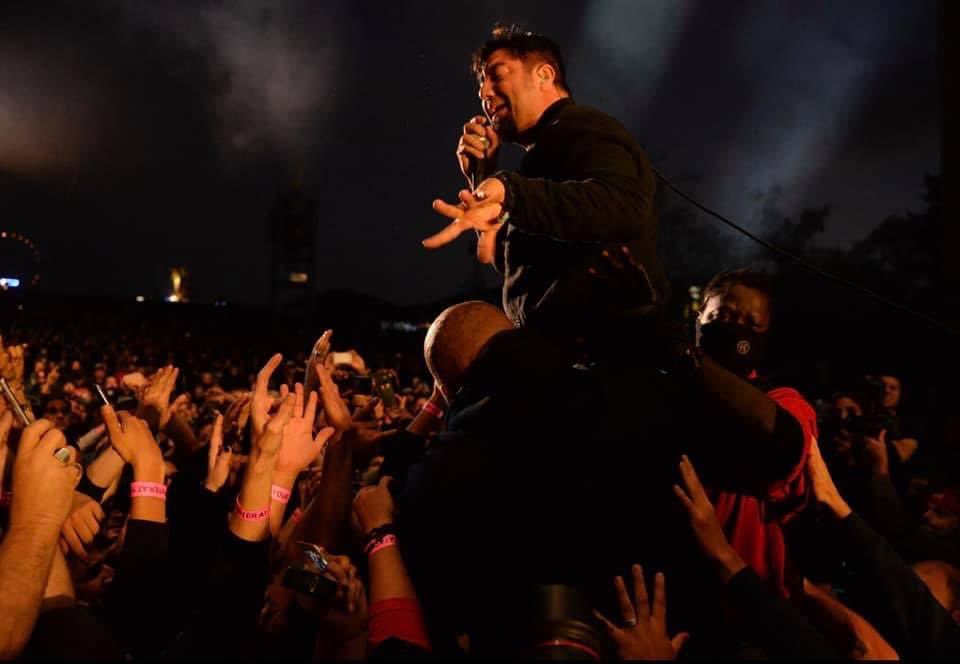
[0,263,958,661]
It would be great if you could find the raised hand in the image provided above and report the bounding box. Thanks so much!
[0,335,26,388]
[10,419,82,529]
[121,371,147,393]
[136,365,180,430]
[672,454,741,573]
[161,393,190,431]
[101,405,163,475]
[304,330,333,396]
[276,384,335,477]
[353,475,395,534]
[221,392,251,449]
[256,393,296,459]
[60,492,106,561]
[807,438,853,519]
[315,364,352,435]
[593,565,689,660]
[252,354,283,442]
[860,429,889,477]
[205,413,233,493]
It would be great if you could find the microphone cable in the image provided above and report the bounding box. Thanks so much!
[652,167,960,339]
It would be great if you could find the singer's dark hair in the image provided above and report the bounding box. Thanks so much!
[472,24,571,94]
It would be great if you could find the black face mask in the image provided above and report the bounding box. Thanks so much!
[696,321,768,378]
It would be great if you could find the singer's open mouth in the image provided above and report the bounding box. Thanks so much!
[486,101,509,120]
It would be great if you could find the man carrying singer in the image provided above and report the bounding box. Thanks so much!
[423,25,669,336]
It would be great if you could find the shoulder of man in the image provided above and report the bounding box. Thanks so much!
[549,102,638,142]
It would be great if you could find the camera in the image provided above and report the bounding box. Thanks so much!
[281,542,338,599]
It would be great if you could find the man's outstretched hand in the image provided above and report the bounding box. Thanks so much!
[422,178,506,264]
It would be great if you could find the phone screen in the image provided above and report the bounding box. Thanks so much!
[331,352,353,366]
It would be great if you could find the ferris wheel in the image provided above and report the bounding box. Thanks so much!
[0,230,41,291]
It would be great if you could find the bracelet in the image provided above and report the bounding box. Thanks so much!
[130,481,167,500]
[363,523,398,555]
[234,496,269,521]
[367,534,398,556]
[421,401,444,419]
[271,484,291,504]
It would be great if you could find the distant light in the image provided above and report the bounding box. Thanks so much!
[135,295,145,302]
[213,299,227,307]
[288,272,309,284]
[166,294,179,303]
[0,277,21,289]
[379,320,418,333]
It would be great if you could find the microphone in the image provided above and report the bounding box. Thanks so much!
[468,117,492,191]
[469,153,488,192]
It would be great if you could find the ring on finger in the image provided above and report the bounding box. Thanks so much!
[623,617,638,628]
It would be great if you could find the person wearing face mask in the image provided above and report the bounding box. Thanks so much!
[674,268,817,600]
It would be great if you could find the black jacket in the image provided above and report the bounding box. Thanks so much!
[495,98,668,331]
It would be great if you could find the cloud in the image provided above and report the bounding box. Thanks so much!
[109,0,340,162]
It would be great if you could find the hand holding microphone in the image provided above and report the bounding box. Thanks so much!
[457,115,500,188]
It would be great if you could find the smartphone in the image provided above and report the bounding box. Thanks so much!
[377,383,396,409]
[331,352,353,367]
[303,330,332,397]
[373,370,398,409]
[0,377,31,426]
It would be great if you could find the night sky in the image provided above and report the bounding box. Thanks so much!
[0,0,940,307]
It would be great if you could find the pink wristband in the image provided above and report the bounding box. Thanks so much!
[130,482,167,500]
[271,484,291,504]
[367,534,398,556]
[234,497,269,521]
[422,401,444,419]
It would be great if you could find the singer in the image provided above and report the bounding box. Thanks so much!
[423,25,669,332]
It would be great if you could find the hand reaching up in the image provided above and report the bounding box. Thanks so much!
[315,364,352,434]
[252,354,283,443]
[593,565,689,660]
[255,393,296,460]
[0,335,26,389]
[807,438,853,520]
[10,419,82,530]
[101,405,164,477]
[136,365,180,431]
[205,414,233,493]
[673,454,747,582]
[276,383,335,477]
[304,330,333,396]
